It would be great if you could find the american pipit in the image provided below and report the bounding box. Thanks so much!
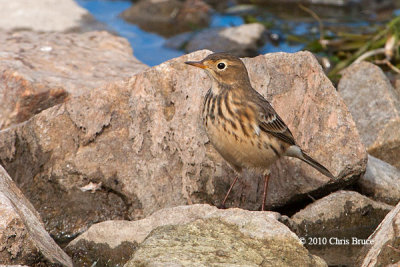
[185,52,335,211]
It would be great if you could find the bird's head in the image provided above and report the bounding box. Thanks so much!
[185,53,250,87]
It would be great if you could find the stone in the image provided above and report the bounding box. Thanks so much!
[338,62,400,168]
[127,219,326,267]
[184,23,267,57]
[164,32,194,50]
[0,50,365,242]
[290,190,393,266]
[360,200,400,266]
[0,165,72,266]
[68,204,326,267]
[358,155,400,205]
[121,0,211,37]
[67,204,281,251]
[0,0,101,32]
[0,30,148,130]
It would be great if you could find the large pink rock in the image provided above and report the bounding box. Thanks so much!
[241,52,366,207]
[0,50,366,241]
[0,30,148,130]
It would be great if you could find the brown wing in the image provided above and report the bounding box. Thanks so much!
[252,90,296,146]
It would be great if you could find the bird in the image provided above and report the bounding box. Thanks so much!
[185,52,336,211]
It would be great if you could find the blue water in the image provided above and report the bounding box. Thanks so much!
[77,0,183,66]
[210,14,244,27]
[76,0,400,66]
[76,0,304,66]
[77,0,250,66]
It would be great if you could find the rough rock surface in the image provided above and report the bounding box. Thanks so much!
[0,30,148,130]
[394,76,400,98]
[68,204,326,267]
[360,200,400,266]
[0,50,366,242]
[338,62,400,168]
[290,190,393,266]
[67,204,281,249]
[0,165,72,266]
[127,219,326,266]
[67,204,287,266]
[359,155,400,205]
[121,0,211,37]
[0,0,101,32]
[167,23,267,57]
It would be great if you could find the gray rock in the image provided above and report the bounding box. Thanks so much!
[360,200,400,266]
[0,50,365,242]
[359,155,400,205]
[76,204,327,267]
[338,62,400,168]
[0,165,72,266]
[164,32,195,50]
[68,204,291,266]
[0,0,100,32]
[127,219,326,267]
[185,23,267,57]
[121,0,211,37]
[291,190,393,266]
[68,204,282,248]
[0,30,148,130]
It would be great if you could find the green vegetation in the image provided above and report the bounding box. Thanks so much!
[293,10,400,83]
[242,4,400,83]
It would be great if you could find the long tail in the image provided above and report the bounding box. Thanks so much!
[285,145,336,180]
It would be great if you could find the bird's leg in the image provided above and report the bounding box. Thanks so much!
[220,176,239,209]
[262,172,270,211]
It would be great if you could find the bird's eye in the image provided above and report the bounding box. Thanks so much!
[217,62,226,70]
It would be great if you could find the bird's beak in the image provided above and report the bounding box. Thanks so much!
[185,60,207,69]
